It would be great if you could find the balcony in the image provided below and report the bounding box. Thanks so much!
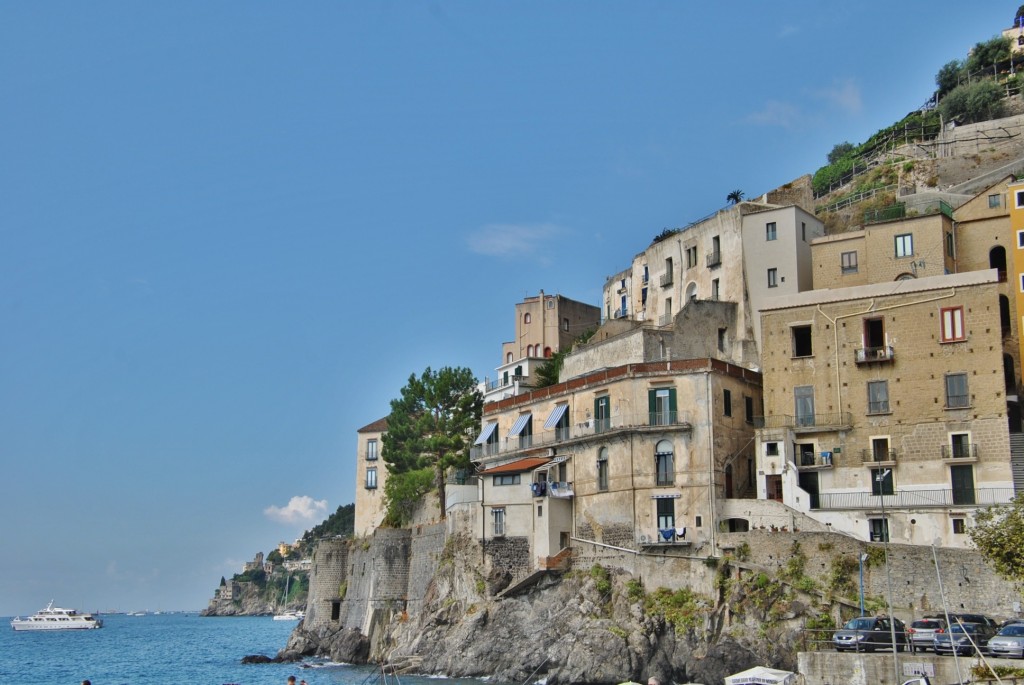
[706,251,722,268]
[660,272,673,287]
[659,313,673,327]
[855,346,895,364]
[861,448,898,465]
[816,487,1012,510]
[753,412,852,432]
[941,443,979,461]
[797,451,834,469]
[614,307,629,319]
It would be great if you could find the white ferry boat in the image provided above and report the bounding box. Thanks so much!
[10,601,103,631]
[272,609,304,621]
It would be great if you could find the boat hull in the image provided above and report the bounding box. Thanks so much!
[12,618,103,631]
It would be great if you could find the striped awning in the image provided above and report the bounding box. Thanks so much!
[543,404,569,429]
[507,413,532,437]
[474,422,498,445]
[533,455,567,471]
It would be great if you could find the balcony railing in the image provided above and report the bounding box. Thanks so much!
[706,251,722,268]
[798,451,833,468]
[861,448,898,463]
[816,487,1013,510]
[660,272,673,287]
[471,410,692,464]
[485,374,526,391]
[659,313,673,326]
[753,412,852,431]
[941,443,979,459]
[855,346,895,364]
[614,307,628,319]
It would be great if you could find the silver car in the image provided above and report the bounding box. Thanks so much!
[988,623,1024,659]
[908,618,946,653]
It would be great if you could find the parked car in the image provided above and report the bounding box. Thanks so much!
[934,622,996,656]
[949,613,998,629]
[907,618,946,653]
[988,623,1024,659]
[833,616,908,652]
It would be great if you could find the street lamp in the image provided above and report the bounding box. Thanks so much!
[876,468,900,685]
[858,552,868,616]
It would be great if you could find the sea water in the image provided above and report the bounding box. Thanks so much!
[0,613,494,685]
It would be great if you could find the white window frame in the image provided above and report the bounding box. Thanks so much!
[767,268,778,288]
[766,222,777,241]
[365,467,377,489]
[895,233,913,258]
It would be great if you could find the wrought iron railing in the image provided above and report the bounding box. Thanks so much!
[752,412,852,430]
[861,449,898,463]
[855,346,895,363]
[706,251,722,268]
[816,487,1012,510]
[941,443,979,459]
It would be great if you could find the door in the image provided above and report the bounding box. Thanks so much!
[864,317,885,350]
[799,472,820,510]
[794,386,815,426]
[951,465,976,505]
[594,396,610,433]
[766,475,783,502]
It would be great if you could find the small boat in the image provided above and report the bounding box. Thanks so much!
[11,601,103,631]
[272,609,304,621]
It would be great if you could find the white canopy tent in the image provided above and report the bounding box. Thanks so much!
[724,666,797,685]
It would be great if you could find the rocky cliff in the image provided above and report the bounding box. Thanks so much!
[280,532,819,685]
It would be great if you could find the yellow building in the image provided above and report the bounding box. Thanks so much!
[353,417,388,537]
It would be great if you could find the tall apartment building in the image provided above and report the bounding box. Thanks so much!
[353,417,387,537]
[481,291,601,404]
[600,176,823,368]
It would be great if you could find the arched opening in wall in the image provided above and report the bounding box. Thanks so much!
[524,312,532,324]
[655,439,674,486]
[544,347,552,357]
[990,245,1008,282]
[720,518,750,533]
[685,282,697,302]
[895,273,915,281]
[526,345,534,357]
[506,352,513,364]
[1001,294,1012,336]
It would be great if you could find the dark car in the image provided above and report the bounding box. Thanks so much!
[833,615,908,652]
[934,622,996,656]
[949,613,998,629]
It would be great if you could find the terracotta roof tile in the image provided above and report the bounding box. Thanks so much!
[479,457,550,475]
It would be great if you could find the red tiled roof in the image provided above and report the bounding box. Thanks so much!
[358,417,388,433]
[478,457,550,475]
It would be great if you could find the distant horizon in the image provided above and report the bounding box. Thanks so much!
[0,1,1014,617]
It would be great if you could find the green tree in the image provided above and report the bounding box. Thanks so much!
[726,189,744,205]
[936,60,963,99]
[534,329,596,388]
[826,141,854,165]
[382,467,435,527]
[969,492,1024,588]
[382,366,482,522]
[301,503,355,544]
[965,36,1011,77]
[939,79,1005,125]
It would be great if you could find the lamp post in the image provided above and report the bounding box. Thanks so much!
[858,552,868,616]
[876,468,900,685]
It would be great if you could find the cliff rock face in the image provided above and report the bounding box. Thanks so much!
[283,533,807,685]
[201,580,306,617]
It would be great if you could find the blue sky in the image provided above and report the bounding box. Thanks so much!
[0,2,1014,615]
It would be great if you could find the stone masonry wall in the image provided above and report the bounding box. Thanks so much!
[305,538,348,631]
[483,536,531,581]
[407,522,447,617]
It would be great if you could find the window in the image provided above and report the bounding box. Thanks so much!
[524,312,531,324]
[867,380,890,414]
[767,268,778,288]
[492,508,506,537]
[365,468,377,489]
[537,505,543,517]
[662,257,673,286]
[946,232,955,258]
[792,325,813,357]
[649,387,677,426]
[1016,190,1024,208]
[562,318,569,332]
[950,433,972,459]
[723,389,732,416]
[717,327,726,352]
[895,233,913,257]
[597,447,608,491]
[641,287,648,307]
[802,221,807,241]
[766,222,777,241]
[655,439,674,486]
[989,193,1002,209]
[765,442,779,456]
[841,251,858,274]
[594,395,611,433]
[366,439,378,461]
[945,373,969,408]
[940,306,965,342]
[871,468,894,496]
[1018,230,1024,249]
[685,246,697,269]
[493,474,521,486]
[869,518,889,543]
[745,395,754,423]
[656,497,675,530]
[871,437,891,462]
[952,518,966,534]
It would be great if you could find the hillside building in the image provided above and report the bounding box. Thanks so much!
[354,417,388,537]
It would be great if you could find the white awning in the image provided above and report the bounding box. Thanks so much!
[474,422,498,446]
[724,666,795,685]
[543,404,569,429]
[532,455,568,472]
[507,413,532,437]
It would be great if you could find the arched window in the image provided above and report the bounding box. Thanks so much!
[655,439,674,486]
[526,345,533,357]
[506,352,513,364]
[991,245,1008,282]
[597,447,608,491]
[685,282,697,302]
[544,347,552,358]
[524,313,532,324]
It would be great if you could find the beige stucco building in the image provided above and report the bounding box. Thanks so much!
[354,417,388,537]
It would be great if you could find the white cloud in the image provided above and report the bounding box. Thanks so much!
[745,100,801,129]
[466,222,564,260]
[814,79,863,114]
[264,495,328,525]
